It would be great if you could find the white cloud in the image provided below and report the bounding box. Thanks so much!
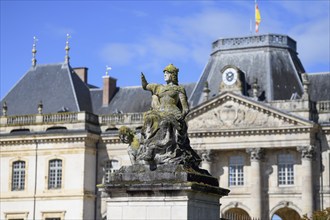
[100,43,146,66]
[289,18,330,72]
[99,1,329,80]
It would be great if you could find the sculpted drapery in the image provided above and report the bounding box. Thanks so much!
[119,64,201,169]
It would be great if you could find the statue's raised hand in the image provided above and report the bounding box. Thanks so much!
[141,72,148,89]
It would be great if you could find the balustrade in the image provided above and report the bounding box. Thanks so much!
[1,112,144,126]
[6,115,36,125]
[317,101,330,112]
[43,112,78,123]
[100,113,143,125]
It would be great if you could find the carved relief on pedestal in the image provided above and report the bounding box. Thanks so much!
[297,145,315,159]
[188,99,292,130]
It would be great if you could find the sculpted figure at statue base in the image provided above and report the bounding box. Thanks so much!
[119,64,202,171]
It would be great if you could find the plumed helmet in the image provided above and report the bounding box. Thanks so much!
[163,64,179,74]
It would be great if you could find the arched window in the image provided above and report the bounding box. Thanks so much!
[48,159,62,189]
[12,160,26,190]
[278,154,294,185]
[229,156,244,186]
[104,160,120,183]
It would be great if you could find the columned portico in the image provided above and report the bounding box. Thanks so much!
[246,148,264,219]
[297,145,315,217]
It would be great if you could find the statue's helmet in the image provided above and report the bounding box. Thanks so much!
[163,64,179,85]
[163,64,179,74]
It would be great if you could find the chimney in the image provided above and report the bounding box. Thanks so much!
[74,67,88,83]
[103,75,117,106]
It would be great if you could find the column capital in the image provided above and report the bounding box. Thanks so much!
[246,148,264,161]
[297,145,315,160]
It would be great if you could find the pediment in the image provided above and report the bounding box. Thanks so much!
[187,92,313,131]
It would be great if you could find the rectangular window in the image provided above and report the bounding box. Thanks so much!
[229,156,244,186]
[12,161,26,191]
[104,160,119,183]
[48,159,62,189]
[5,212,28,220]
[278,154,294,185]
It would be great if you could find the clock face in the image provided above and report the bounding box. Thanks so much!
[223,68,238,85]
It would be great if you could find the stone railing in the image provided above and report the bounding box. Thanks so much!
[317,101,330,112]
[1,112,99,126]
[212,34,296,53]
[100,113,144,125]
[43,112,78,123]
[6,115,36,125]
[1,112,144,127]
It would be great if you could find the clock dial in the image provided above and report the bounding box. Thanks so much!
[223,68,237,85]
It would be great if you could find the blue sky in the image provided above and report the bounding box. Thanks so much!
[1,0,329,99]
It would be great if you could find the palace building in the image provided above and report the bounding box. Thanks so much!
[1,33,329,220]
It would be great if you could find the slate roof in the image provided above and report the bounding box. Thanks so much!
[0,63,92,116]
[93,83,196,114]
[1,34,328,117]
[189,34,305,107]
[0,60,196,116]
[308,72,330,102]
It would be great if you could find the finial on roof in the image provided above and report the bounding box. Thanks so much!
[105,65,112,76]
[252,79,259,99]
[203,81,210,101]
[32,36,38,67]
[301,73,310,100]
[65,34,71,64]
[38,101,43,114]
[2,101,7,116]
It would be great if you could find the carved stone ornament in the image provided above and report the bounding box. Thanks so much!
[188,98,292,131]
[297,145,315,159]
[246,148,264,161]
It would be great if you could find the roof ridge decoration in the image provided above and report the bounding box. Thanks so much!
[32,36,38,67]
[65,34,71,64]
[105,66,112,76]
[187,92,314,132]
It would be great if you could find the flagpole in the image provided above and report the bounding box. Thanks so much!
[250,19,252,35]
[255,0,257,35]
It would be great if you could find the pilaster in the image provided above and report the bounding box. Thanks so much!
[297,145,315,217]
[246,148,264,219]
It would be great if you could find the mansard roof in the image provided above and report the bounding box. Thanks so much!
[308,72,330,102]
[0,63,92,116]
[189,34,305,107]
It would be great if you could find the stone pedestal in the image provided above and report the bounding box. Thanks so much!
[99,164,229,220]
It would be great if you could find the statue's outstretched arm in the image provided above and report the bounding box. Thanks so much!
[141,72,148,90]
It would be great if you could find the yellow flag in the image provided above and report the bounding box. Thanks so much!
[255,1,261,33]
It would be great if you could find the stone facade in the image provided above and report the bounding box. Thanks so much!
[1,34,330,220]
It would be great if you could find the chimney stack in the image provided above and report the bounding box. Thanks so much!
[74,67,88,83]
[103,75,117,106]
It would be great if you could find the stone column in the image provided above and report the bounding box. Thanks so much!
[297,145,314,217]
[246,148,264,219]
[201,150,213,174]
